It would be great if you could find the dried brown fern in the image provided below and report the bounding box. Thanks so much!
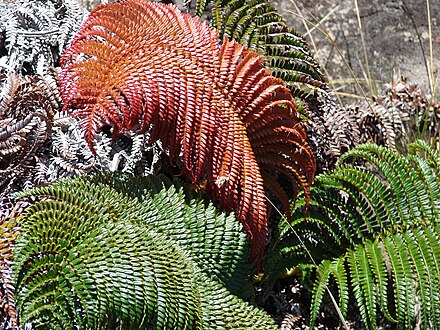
[302,92,360,173]
[0,72,61,195]
[343,78,440,153]
[382,78,439,149]
[59,0,316,266]
[305,78,440,173]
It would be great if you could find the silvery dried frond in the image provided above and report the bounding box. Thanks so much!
[34,113,164,186]
[57,0,88,52]
[108,133,163,176]
[0,76,164,196]
[41,114,96,182]
[0,0,86,75]
[0,72,60,196]
[280,314,302,330]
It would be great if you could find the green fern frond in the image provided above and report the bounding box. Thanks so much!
[11,174,277,329]
[383,232,416,326]
[319,166,395,235]
[332,257,349,321]
[307,225,440,329]
[338,143,436,224]
[266,141,440,329]
[88,173,254,299]
[193,0,327,105]
[402,227,440,324]
[408,139,440,184]
[196,272,276,328]
[364,240,396,323]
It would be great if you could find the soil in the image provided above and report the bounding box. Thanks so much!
[269,0,440,97]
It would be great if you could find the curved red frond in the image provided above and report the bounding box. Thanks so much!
[60,0,316,268]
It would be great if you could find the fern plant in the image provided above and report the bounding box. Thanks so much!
[265,140,440,329]
[4,173,277,329]
[189,0,369,174]
[59,0,316,266]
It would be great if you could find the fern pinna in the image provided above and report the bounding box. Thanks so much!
[59,0,316,266]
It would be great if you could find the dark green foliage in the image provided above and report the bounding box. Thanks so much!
[87,174,254,298]
[191,0,327,107]
[265,141,440,329]
[12,174,277,329]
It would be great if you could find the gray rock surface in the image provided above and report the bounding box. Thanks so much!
[270,0,440,97]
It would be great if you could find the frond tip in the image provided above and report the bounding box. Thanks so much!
[60,0,316,266]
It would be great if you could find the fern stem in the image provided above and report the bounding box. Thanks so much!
[303,5,339,38]
[16,29,59,36]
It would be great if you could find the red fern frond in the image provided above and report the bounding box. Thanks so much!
[60,0,316,268]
